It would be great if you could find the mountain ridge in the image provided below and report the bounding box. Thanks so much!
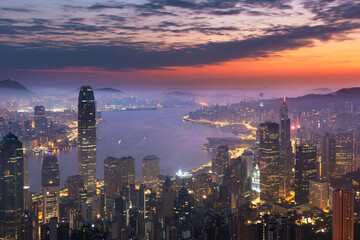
[264,87,360,111]
[0,79,29,91]
[96,87,123,93]
[0,79,34,97]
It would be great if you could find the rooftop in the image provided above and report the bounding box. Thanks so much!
[143,155,160,161]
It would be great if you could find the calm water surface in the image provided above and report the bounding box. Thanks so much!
[26,107,235,193]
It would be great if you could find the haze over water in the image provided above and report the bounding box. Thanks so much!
[26,106,235,193]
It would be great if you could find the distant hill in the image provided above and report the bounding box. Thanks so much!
[0,79,28,91]
[311,88,333,93]
[0,79,34,97]
[162,91,198,106]
[335,87,360,97]
[96,87,123,93]
[264,87,360,111]
[164,91,197,98]
[212,93,234,98]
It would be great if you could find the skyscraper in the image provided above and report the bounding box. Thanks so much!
[241,150,254,178]
[259,122,280,203]
[294,144,317,204]
[309,180,328,210]
[119,156,135,189]
[161,177,176,226]
[104,156,136,198]
[142,155,160,192]
[333,130,354,178]
[67,174,86,214]
[332,187,354,240]
[279,97,292,200]
[194,173,213,205]
[24,120,32,139]
[226,156,251,209]
[321,132,336,180]
[67,175,85,202]
[42,155,60,223]
[104,156,120,198]
[174,186,192,237]
[0,132,24,239]
[78,86,97,195]
[34,105,47,141]
[212,145,229,178]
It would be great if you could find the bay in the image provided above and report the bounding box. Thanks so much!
[26,107,235,193]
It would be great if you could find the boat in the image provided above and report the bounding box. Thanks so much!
[118,139,122,144]
[33,148,42,154]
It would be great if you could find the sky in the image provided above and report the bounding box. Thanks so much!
[0,0,360,89]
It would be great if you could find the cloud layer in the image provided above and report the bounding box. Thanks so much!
[0,0,359,76]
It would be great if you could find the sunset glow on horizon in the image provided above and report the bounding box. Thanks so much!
[1,0,360,89]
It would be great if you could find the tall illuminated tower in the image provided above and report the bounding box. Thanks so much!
[78,86,97,195]
[0,132,24,239]
[42,155,60,223]
[259,122,280,203]
[279,97,292,200]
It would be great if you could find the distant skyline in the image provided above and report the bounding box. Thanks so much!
[0,0,360,88]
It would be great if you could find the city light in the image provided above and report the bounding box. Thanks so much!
[0,0,359,237]
[176,169,192,178]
